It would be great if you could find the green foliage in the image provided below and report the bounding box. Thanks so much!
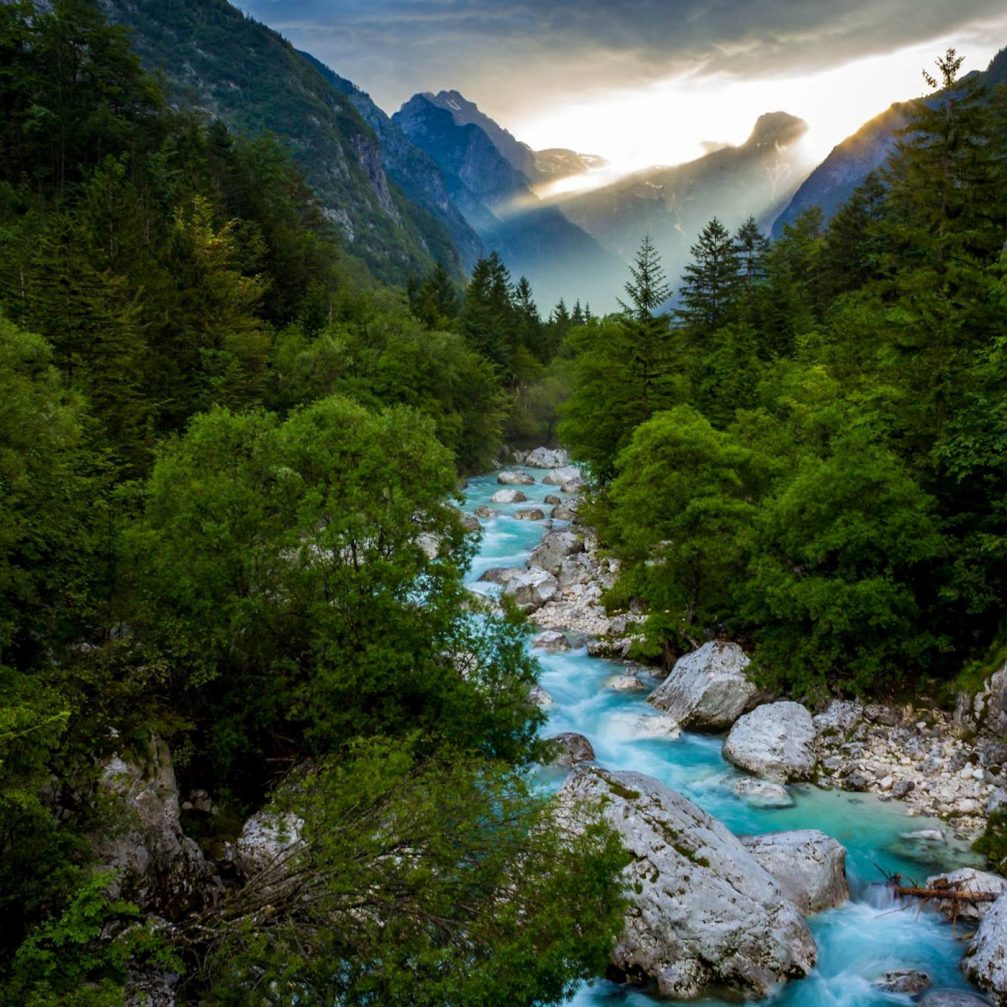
[608,406,761,641]
[560,238,684,482]
[271,307,506,473]
[127,397,542,793]
[201,739,627,1007]
[0,317,98,665]
[4,869,177,1007]
[745,432,944,694]
[974,808,1007,872]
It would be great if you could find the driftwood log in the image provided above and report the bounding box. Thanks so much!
[887,871,999,924]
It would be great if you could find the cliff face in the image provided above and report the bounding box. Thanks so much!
[102,0,465,281]
[302,57,484,270]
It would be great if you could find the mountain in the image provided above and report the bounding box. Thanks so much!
[420,90,606,185]
[394,93,621,309]
[771,105,907,235]
[534,148,607,182]
[774,46,1007,236]
[549,112,813,295]
[101,0,468,282]
[299,57,484,270]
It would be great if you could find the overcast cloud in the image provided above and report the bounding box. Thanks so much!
[235,0,1007,118]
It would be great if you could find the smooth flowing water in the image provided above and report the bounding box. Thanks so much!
[461,467,991,1007]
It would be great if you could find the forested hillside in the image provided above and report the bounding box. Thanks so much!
[0,3,624,1004]
[561,50,1007,699]
[100,0,471,283]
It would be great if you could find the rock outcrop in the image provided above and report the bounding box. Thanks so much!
[739,830,849,913]
[556,766,816,999]
[547,732,595,767]
[647,642,756,730]
[96,736,220,916]
[503,567,559,611]
[724,702,817,783]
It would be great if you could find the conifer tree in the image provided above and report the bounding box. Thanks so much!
[677,218,741,331]
[619,234,673,415]
[735,216,769,288]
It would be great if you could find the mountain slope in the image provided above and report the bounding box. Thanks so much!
[395,93,621,308]
[774,46,1007,235]
[301,57,484,270]
[551,112,812,293]
[101,0,464,282]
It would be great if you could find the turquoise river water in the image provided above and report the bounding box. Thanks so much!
[461,467,992,1007]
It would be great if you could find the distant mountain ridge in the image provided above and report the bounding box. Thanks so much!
[545,111,813,300]
[774,46,1007,235]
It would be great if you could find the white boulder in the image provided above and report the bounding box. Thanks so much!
[234,810,304,879]
[724,702,817,782]
[490,489,528,504]
[529,529,584,575]
[503,568,559,612]
[497,470,535,485]
[739,830,849,913]
[525,447,570,468]
[647,641,756,730]
[556,767,816,999]
[543,465,582,486]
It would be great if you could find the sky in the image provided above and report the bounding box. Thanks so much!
[235,0,1007,173]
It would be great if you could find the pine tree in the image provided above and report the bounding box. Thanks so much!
[735,216,769,288]
[677,218,741,331]
[619,234,673,415]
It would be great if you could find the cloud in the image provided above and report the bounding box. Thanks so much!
[234,0,1007,120]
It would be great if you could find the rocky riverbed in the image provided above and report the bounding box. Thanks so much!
[490,452,1007,845]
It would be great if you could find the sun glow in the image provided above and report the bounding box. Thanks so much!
[513,20,1007,181]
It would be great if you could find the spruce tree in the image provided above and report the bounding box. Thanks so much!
[619,234,673,415]
[735,216,769,288]
[677,218,741,331]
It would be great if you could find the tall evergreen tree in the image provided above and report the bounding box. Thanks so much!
[735,216,770,288]
[619,234,674,416]
[460,252,517,378]
[677,218,741,331]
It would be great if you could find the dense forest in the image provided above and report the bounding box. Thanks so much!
[4,0,1007,1002]
[561,50,1007,699]
[0,2,623,1004]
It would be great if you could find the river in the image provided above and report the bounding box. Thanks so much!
[461,465,991,1007]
